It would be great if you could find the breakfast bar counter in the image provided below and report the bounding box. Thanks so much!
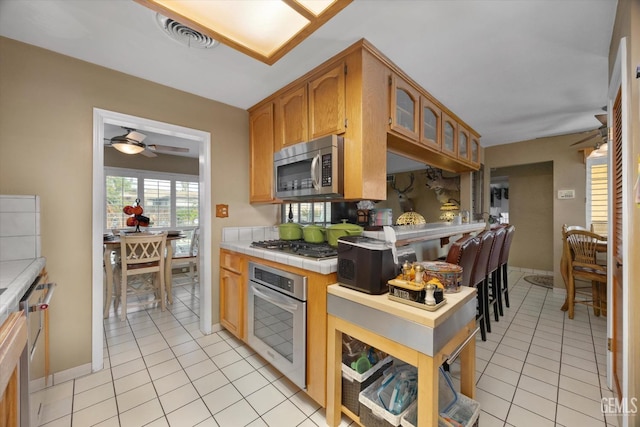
[326,284,477,427]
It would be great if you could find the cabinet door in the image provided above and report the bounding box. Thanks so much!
[275,85,308,150]
[249,102,275,203]
[457,126,470,163]
[220,268,245,340]
[470,135,481,167]
[420,96,441,151]
[389,74,420,140]
[441,112,457,158]
[309,62,346,139]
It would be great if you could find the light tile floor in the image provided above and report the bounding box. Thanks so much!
[36,270,617,426]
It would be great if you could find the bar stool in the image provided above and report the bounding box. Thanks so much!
[497,225,516,314]
[445,234,484,339]
[472,230,496,335]
[486,226,507,321]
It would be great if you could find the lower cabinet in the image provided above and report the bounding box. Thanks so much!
[219,250,246,340]
[218,249,336,407]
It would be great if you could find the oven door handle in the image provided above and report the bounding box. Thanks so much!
[310,153,321,191]
[252,285,299,312]
[29,283,56,312]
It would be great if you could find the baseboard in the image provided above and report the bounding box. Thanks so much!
[51,362,93,385]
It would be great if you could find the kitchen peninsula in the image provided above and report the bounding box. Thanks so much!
[218,221,485,410]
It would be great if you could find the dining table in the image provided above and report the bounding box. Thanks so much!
[103,232,185,319]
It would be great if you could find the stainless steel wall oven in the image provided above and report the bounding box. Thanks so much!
[247,262,307,390]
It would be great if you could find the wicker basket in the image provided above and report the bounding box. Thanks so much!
[342,356,393,416]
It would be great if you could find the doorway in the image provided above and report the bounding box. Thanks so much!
[490,162,554,272]
[92,109,212,372]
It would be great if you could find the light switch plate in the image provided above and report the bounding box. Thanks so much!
[558,189,575,199]
[216,204,229,218]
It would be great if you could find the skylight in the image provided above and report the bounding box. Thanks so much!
[134,0,352,64]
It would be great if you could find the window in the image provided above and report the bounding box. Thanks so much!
[105,167,199,231]
[281,202,331,225]
[586,156,608,229]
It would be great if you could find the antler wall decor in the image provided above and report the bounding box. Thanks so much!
[424,166,460,204]
[390,172,415,212]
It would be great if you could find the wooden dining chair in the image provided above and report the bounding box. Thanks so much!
[563,229,607,319]
[116,232,167,321]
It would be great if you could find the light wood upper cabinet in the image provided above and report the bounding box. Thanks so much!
[249,102,275,203]
[441,112,457,158]
[219,250,246,340]
[420,96,442,151]
[470,134,481,167]
[275,85,308,150]
[457,126,470,163]
[389,74,420,141]
[309,62,346,139]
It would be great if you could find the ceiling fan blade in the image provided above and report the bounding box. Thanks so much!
[125,130,147,143]
[569,131,598,146]
[147,144,189,153]
[139,148,157,158]
[595,114,607,126]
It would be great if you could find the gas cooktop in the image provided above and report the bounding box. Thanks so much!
[251,240,337,259]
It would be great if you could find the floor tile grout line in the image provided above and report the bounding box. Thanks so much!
[503,282,558,425]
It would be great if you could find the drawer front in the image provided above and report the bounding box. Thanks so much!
[221,250,243,274]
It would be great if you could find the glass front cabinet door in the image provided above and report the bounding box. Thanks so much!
[441,112,457,158]
[470,134,481,167]
[390,75,420,140]
[457,126,470,163]
[420,96,441,151]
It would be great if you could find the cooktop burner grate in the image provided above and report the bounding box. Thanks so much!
[251,240,337,259]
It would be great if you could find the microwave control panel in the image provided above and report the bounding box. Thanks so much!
[321,154,332,186]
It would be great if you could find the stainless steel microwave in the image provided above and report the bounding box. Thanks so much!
[274,135,344,200]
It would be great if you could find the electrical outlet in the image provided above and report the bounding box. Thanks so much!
[216,204,229,218]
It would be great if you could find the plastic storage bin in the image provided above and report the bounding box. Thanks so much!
[358,373,415,427]
[342,356,393,416]
[401,390,480,427]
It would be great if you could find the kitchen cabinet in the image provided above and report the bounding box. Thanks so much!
[0,312,26,427]
[420,96,442,151]
[219,250,246,340]
[275,61,346,150]
[248,40,481,204]
[218,249,337,407]
[309,61,346,139]
[275,85,308,150]
[457,125,470,163]
[389,74,420,141]
[470,133,481,167]
[249,102,276,203]
[441,112,457,159]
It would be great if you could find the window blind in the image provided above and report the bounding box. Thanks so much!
[586,158,608,225]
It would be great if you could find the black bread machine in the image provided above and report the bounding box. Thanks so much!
[337,235,408,294]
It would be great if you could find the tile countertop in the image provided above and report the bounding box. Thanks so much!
[220,241,338,275]
[219,222,487,275]
[0,257,46,324]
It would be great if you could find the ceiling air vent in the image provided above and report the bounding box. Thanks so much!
[155,14,219,49]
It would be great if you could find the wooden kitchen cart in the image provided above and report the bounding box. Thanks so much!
[326,285,477,427]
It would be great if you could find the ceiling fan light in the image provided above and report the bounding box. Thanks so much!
[111,138,146,155]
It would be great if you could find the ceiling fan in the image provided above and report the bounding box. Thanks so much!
[105,128,189,157]
[569,113,608,147]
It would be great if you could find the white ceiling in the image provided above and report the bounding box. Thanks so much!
[0,0,618,148]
